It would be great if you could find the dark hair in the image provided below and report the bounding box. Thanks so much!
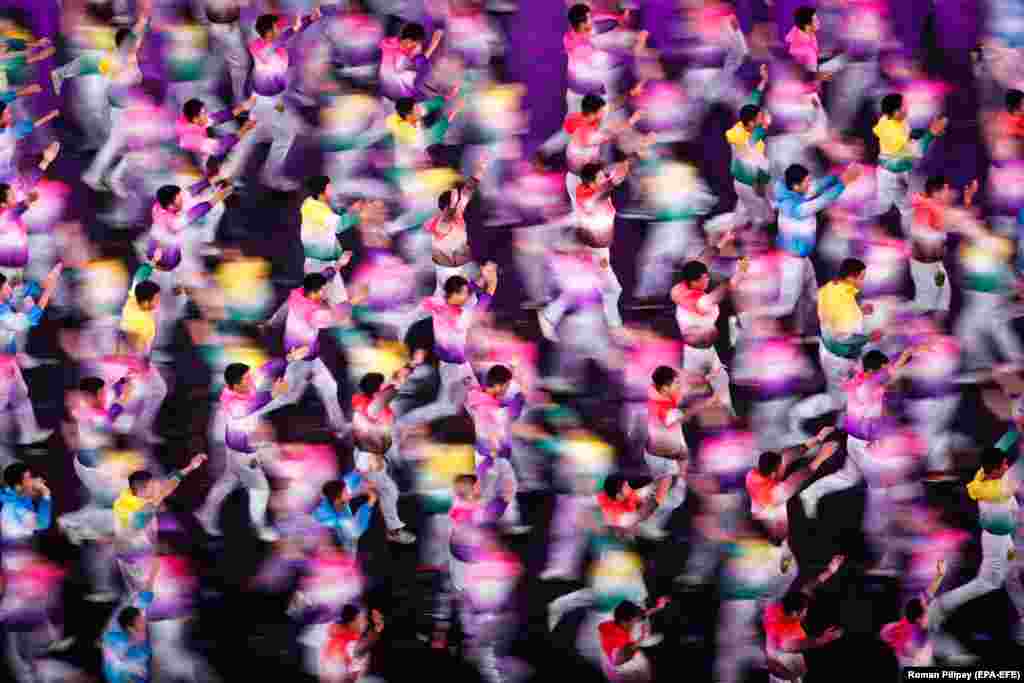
[784,164,810,191]
[118,606,142,631]
[454,473,478,488]
[881,93,904,118]
[156,185,182,209]
[485,364,513,387]
[399,23,426,43]
[681,260,708,284]
[322,480,345,502]
[739,104,761,126]
[758,451,782,476]
[568,4,590,30]
[1007,89,1024,113]
[0,183,11,205]
[224,363,250,388]
[128,470,154,495]
[0,102,6,119]
[303,272,328,296]
[183,99,205,122]
[80,377,106,395]
[359,372,386,396]
[904,597,925,622]
[255,14,278,38]
[3,462,30,488]
[652,365,677,390]
[443,275,469,298]
[794,6,816,30]
[603,473,627,498]
[862,350,889,372]
[838,257,867,280]
[340,604,362,624]
[782,591,810,616]
[395,98,416,118]
[980,446,1009,474]
[580,162,602,185]
[115,28,133,49]
[924,175,948,196]
[134,280,161,306]
[613,600,644,624]
[438,189,455,212]
[0,273,7,289]
[581,94,605,115]
[306,175,330,198]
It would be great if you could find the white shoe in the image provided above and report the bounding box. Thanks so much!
[256,526,280,542]
[84,591,119,603]
[538,568,574,582]
[537,312,559,342]
[45,637,75,653]
[51,70,64,96]
[504,524,532,536]
[82,175,107,192]
[19,429,53,445]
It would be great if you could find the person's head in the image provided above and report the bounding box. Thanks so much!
[581,94,606,122]
[303,272,328,301]
[224,362,253,393]
[784,164,812,195]
[339,604,367,632]
[1007,89,1024,116]
[980,446,1010,478]
[255,14,279,41]
[322,480,351,509]
[568,4,592,33]
[183,98,207,126]
[612,600,645,628]
[157,185,184,212]
[794,6,817,32]
[881,93,906,121]
[443,275,470,305]
[134,280,161,311]
[128,470,156,499]
[652,365,680,398]
[306,175,331,201]
[681,260,710,292]
[739,103,761,131]
[781,591,810,621]
[924,174,953,204]
[359,372,386,397]
[0,273,9,302]
[454,473,481,501]
[484,364,513,397]
[114,28,134,51]
[395,97,418,123]
[118,606,146,641]
[0,102,10,128]
[439,183,466,216]
[399,22,427,53]
[80,377,106,405]
[758,451,784,480]
[579,162,603,187]
[0,182,12,209]
[862,349,889,374]
[904,597,927,626]
[838,257,867,288]
[602,472,632,500]
[3,462,32,492]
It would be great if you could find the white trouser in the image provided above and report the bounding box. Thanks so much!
[514,216,575,303]
[751,396,802,450]
[819,343,858,409]
[543,493,587,578]
[716,599,764,683]
[829,59,879,133]
[554,307,618,382]
[734,180,774,229]
[543,247,623,330]
[934,530,1015,623]
[83,105,127,185]
[324,148,394,201]
[150,616,218,683]
[909,259,951,313]
[68,71,111,149]
[281,357,347,432]
[683,344,732,411]
[955,290,1024,370]
[354,448,405,532]
[474,453,521,527]
[0,365,43,442]
[642,452,687,530]
[303,258,349,307]
[876,167,912,235]
[634,219,702,299]
[197,446,273,530]
[207,21,251,104]
[133,364,169,437]
[234,94,303,184]
[566,172,581,212]
[799,435,867,518]
[393,360,475,427]
[779,255,819,336]
[147,268,189,350]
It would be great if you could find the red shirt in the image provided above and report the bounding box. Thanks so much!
[322,624,366,676]
[599,620,634,665]
[596,490,641,527]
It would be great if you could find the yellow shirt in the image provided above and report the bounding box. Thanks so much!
[725,122,765,156]
[113,488,148,533]
[386,114,419,146]
[817,280,862,337]
[967,469,1011,503]
[120,293,156,354]
[873,116,910,156]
